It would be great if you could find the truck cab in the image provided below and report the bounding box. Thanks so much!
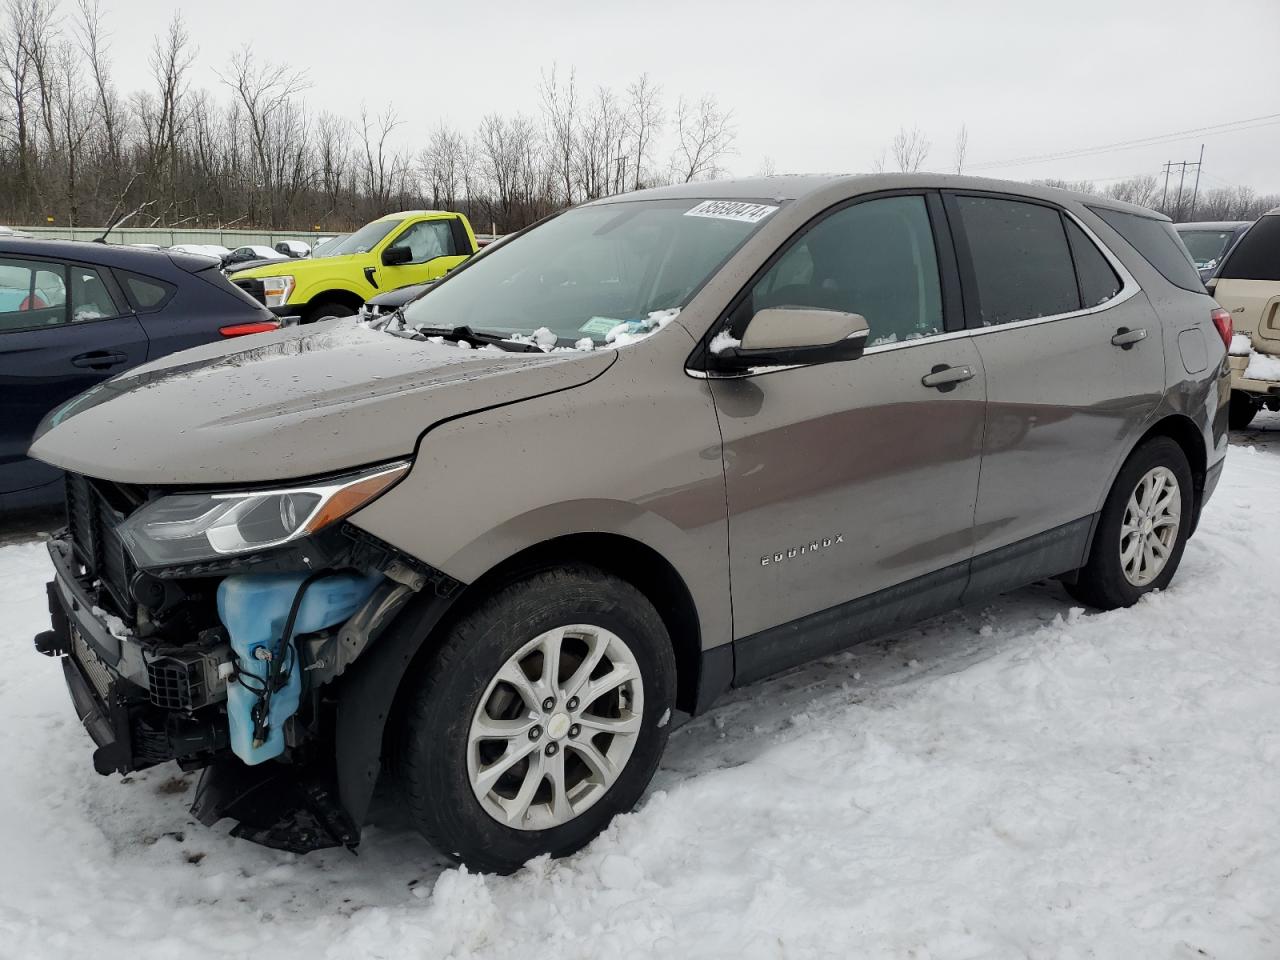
[232,211,478,323]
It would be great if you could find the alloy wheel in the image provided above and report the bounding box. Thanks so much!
[1119,465,1181,587]
[466,624,644,831]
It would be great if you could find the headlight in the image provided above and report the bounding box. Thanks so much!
[118,461,409,568]
[260,275,295,308]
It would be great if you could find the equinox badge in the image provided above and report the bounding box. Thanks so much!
[761,535,844,566]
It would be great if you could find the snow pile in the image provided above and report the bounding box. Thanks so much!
[2,450,1280,958]
[1230,333,1252,357]
[708,330,741,354]
[1244,347,1280,381]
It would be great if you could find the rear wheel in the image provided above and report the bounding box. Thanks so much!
[1066,437,1194,610]
[1229,391,1259,430]
[392,566,676,874]
[304,300,356,323]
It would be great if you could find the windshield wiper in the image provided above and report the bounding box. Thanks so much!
[411,324,545,353]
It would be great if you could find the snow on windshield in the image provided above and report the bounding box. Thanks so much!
[365,307,682,353]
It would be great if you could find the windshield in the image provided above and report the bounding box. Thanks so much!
[399,198,779,344]
[1178,229,1235,268]
[326,219,400,256]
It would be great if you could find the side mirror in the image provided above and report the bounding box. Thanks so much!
[714,307,870,370]
[382,246,413,266]
[1204,277,1218,294]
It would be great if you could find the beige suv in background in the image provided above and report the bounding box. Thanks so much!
[1210,208,1280,428]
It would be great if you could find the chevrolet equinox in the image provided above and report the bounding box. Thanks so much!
[31,174,1230,874]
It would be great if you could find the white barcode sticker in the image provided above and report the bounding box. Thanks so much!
[683,200,779,223]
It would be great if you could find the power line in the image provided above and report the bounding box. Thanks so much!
[970,113,1280,171]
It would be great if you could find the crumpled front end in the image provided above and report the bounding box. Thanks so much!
[36,471,459,853]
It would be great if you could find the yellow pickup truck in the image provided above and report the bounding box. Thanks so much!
[230,210,478,322]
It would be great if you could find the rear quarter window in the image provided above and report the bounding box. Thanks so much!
[1088,207,1203,292]
[120,271,175,311]
[1218,216,1280,282]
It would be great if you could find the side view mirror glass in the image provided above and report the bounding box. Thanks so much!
[714,307,870,370]
[382,246,413,266]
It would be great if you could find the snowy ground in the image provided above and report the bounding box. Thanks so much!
[2,429,1280,959]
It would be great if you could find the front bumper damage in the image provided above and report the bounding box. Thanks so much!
[37,525,462,854]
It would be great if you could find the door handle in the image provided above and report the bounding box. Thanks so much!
[921,363,975,391]
[1110,327,1147,349]
[71,351,128,369]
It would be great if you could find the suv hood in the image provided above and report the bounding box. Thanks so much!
[30,321,615,485]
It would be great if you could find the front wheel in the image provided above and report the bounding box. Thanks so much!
[304,301,356,324]
[1066,436,1194,610]
[392,566,676,874]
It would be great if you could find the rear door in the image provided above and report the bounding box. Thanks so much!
[0,257,147,494]
[1211,215,1280,355]
[710,192,987,681]
[945,193,1165,593]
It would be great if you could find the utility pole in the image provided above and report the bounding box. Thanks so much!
[1189,144,1205,220]
[1160,152,1204,221]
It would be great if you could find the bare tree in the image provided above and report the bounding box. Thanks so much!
[672,94,735,183]
[953,124,968,174]
[890,125,930,173]
[357,103,401,212]
[220,47,308,226]
[421,123,468,210]
[539,64,578,206]
[625,73,661,191]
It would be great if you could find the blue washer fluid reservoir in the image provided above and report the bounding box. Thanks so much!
[217,571,382,765]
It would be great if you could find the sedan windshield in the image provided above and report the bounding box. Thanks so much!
[326,219,400,256]
[399,198,780,344]
[1178,229,1235,268]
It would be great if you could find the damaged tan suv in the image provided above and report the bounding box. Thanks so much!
[1209,208,1280,428]
[30,175,1228,874]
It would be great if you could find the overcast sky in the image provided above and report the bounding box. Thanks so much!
[105,0,1280,195]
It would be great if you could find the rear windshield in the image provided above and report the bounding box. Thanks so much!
[1218,216,1280,282]
[1089,207,1204,292]
[1177,229,1237,269]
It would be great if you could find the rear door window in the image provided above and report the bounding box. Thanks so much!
[0,259,67,331]
[1089,206,1204,292]
[1217,216,1280,282]
[954,196,1079,326]
[1065,220,1122,307]
[69,265,124,321]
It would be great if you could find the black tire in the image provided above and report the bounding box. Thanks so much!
[391,565,677,874]
[1229,391,1259,430]
[1066,436,1194,610]
[304,300,356,323]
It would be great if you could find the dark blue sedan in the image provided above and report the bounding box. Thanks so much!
[0,239,280,511]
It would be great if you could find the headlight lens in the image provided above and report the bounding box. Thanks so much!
[260,275,295,307]
[118,461,409,568]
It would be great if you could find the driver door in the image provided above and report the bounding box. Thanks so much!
[710,193,987,682]
[375,218,469,291]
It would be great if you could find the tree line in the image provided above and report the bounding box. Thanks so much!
[2,0,1275,236]
[0,1,738,233]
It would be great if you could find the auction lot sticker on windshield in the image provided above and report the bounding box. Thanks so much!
[684,200,779,223]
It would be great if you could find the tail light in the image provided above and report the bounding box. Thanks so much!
[219,320,280,337]
[1210,308,1233,350]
